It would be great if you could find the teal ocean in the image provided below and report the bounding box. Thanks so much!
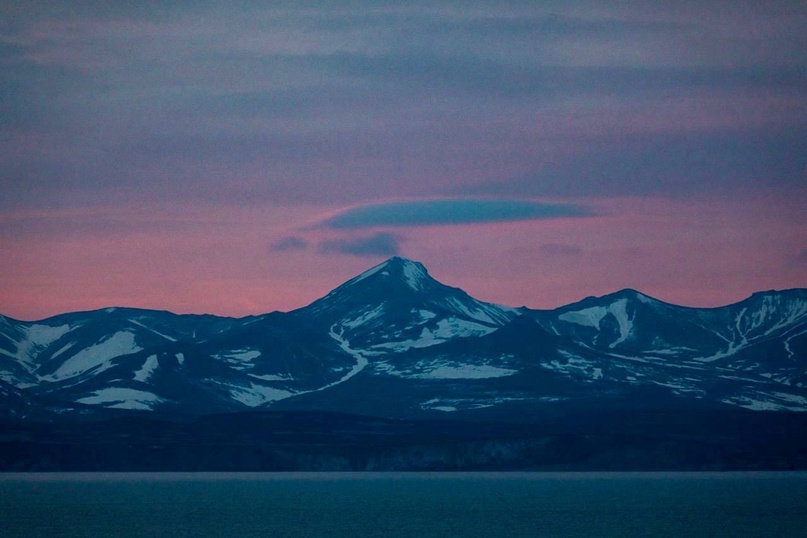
[2,472,806,537]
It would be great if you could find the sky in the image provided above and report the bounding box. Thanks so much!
[1,1,806,321]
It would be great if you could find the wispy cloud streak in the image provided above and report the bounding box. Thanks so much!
[319,232,402,258]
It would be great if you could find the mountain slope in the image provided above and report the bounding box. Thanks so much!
[294,257,518,349]
[0,257,805,419]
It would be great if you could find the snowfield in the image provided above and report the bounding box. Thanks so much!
[44,331,142,381]
[77,387,163,410]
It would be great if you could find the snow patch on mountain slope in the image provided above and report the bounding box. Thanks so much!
[341,305,385,329]
[50,342,75,360]
[217,324,373,407]
[783,330,804,361]
[229,350,261,361]
[26,324,72,348]
[607,299,634,348]
[696,299,807,363]
[402,260,427,290]
[371,318,495,352]
[416,309,437,321]
[648,347,699,356]
[228,383,294,407]
[603,351,705,370]
[719,374,768,384]
[378,353,518,380]
[443,296,513,326]
[0,373,29,388]
[134,354,159,382]
[344,261,386,286]
[650,380,700,393]
[248,373,290,381]
[129,319,177,342]
[324,324,369,389]
[15,324,72,365]
[695,297,807,362]
[409,363,517,379]
[44,331,141,381]
[432,317,496,339]
[77,387,163,410]
[559,306,608,328]
[721,394,807,412]
[558,298,634,347]
[694,349,739,363]
[542,351,601,380]
[771,392,807,406]
[740,296,807,337]
[760,372,795,386]
[420,396,529,412]
[213,349,261,369]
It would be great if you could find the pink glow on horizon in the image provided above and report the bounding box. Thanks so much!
[1,195,805,321]
[410,204,805,311]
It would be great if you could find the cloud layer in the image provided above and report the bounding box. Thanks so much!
[1,3,805,212]
[319,232,402,258]
[319,200,592,229]
[269,236,308,252]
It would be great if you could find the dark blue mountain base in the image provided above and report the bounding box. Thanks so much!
[1,257,806,470]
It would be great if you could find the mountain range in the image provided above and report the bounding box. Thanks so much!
[2,257,806,471]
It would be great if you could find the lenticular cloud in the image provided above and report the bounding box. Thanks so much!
[319,199,592,229]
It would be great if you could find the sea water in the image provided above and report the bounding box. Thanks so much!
[2,472,806,537]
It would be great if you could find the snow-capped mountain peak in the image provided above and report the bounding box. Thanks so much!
[292,257,518,355]
[0,259,805,418]
[393,257,430,291]
[336,257,433,292]
[300,257,450,320]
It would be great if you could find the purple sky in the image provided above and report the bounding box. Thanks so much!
[2,1,806,320]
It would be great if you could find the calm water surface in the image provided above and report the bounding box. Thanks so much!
[2,472,806,537]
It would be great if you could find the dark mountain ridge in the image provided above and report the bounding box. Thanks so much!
[1,257,805,470]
